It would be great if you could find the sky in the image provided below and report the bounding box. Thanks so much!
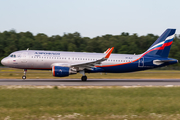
[0,0,180,38]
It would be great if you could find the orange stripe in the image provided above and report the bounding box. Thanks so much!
[105,48,110,54]
[96,61,132,67]
[105,47,114,58]
[96,56,141,67]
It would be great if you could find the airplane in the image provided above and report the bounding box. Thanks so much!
[1,29,178,81]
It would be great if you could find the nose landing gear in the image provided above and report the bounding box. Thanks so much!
[22,69,27,80]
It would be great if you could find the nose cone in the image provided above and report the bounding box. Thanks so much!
[1,58,6,66]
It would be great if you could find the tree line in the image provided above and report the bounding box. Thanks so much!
[0,30,180,68]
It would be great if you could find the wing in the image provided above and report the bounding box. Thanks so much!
[71,47,114,70]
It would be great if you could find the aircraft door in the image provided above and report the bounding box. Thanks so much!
[138,57,144,67]
[21,52,28,63]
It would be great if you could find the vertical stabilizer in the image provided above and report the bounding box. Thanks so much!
[142,29,176,58]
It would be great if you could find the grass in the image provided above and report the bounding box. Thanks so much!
[1,68,180,79]
[1,87,180,119]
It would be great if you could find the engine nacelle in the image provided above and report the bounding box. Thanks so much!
[52,66,70,77]
[52,66,77,77]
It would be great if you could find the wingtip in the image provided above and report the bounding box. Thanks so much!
[105,47,114,58]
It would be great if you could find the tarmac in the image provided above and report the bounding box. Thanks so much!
[0,79,180,86]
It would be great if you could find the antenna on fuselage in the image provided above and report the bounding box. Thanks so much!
[27,48,29,51]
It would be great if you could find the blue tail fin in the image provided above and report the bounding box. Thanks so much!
[142,29,176,58]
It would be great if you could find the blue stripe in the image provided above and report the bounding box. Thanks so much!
[164,38,173,43]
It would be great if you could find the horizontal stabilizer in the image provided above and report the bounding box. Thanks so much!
[153,59,178,65]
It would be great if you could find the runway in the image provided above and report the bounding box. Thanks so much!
[1,79,180,86]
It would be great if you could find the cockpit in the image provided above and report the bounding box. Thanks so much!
[9,54,16,58]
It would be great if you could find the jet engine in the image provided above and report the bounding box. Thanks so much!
[52,66,77,77]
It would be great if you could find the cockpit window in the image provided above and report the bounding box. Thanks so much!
[10,54,13,57]
[9,54,16,58]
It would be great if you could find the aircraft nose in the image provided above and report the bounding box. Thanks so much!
[1,58,6,66]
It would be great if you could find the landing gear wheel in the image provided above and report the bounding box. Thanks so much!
[22,69,27,80]
[81,76,87,81]
[22,75,26,80]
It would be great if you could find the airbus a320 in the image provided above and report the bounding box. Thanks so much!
[1,29,178,81]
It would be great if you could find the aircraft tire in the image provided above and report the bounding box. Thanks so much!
[22,75,26,80]
[81,76,87,81]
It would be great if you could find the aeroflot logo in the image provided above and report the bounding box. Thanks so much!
[35,52,60,55]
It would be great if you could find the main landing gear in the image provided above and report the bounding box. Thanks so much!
[22,69,27,80]
[79,70,87,81]
[81,75,87,81]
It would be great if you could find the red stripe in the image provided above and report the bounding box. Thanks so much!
[53,66,55,76]
[141,41,173,57]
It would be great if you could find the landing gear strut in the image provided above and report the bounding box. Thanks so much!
[22,69,27,80]
[79,70,87,81]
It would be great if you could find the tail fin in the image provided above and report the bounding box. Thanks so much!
[142,29,176,58]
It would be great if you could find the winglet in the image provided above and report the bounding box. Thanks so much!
[104,48,110,54]
[105,47,114,58]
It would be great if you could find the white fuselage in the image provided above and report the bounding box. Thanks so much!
[2,50,140,69]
